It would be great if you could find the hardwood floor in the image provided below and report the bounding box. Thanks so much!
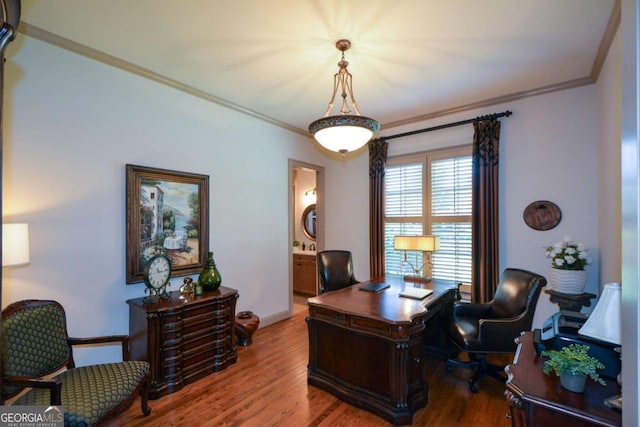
[109,309,511,427]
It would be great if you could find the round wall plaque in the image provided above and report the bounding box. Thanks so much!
[523,200,562,231]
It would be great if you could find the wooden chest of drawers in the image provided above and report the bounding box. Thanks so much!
[127,287,238,399]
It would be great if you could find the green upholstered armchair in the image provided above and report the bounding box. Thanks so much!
[1,300,151,426]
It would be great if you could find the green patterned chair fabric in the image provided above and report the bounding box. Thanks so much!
[12,362,150,427]
[1,300,151,426]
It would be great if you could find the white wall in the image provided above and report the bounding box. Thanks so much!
[2,36,329,366]
[324,85,602,329]
[322,152,372,282]
[597,29,622,286]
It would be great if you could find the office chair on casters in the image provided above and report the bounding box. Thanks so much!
[317,250,359,293]
[445,268,546,392]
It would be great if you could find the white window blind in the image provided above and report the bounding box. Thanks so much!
[430,155,472,284]
[384,162,423,277]
[431,157,472,217]
[431,222,472,283]
[385,163,423,218]
[383,149,472,284]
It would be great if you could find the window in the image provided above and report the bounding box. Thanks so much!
[384,146,472,284]
[384,160,425,276]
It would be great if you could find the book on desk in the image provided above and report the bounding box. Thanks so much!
[358,282,390,292]
[399,287,433,300]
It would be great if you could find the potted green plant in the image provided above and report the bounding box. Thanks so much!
[541,343,606,393]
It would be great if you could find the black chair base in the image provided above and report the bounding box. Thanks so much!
[445,353,506,393]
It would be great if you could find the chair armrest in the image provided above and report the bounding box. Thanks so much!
[477,312,528,351]
[4,376,62,405]
[67,335,130,361]
[453,302,493,318]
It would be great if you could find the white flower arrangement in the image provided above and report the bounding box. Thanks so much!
[545,237,591,271]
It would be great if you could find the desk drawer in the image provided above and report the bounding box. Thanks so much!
[349,315,394,337]
[309,307,424,339]
[310,306,346,325]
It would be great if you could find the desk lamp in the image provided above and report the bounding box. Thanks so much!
[393,235,440,282]
[578,282,621,410]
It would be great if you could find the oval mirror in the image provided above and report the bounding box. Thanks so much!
[301,204,316,241]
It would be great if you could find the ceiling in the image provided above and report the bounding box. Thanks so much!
[17,0,618,137]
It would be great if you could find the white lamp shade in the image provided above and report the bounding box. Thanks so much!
[304,188,317,206]
[3,223,30,267]
[313,125,373,153]
[394,235,440,252]
[309,114,380,154]
[578,282,621,345]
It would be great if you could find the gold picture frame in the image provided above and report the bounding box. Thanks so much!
[126,164,209,284]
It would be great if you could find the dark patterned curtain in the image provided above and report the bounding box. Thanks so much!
[369,138,388,279]
[472,119,501,303]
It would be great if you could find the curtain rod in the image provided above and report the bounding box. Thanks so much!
[374,110,512,142]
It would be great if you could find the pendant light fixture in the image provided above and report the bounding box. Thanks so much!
[308,39,380,154]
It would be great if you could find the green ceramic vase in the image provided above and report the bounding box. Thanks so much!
[198,251,222,291]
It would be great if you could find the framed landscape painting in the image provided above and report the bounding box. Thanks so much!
[126,164,209,284]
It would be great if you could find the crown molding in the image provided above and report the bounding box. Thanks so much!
[381,77,594,131]
[590,0,621,81]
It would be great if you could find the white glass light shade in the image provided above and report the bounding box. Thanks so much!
[578,282,621,345]
[309,115,380,154]
[2,223,30,267]
[303,188,317,206]
[394,235,440,252]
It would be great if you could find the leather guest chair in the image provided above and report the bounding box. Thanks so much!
[445,268,546,392]
[1,300,152,426]
[317,250,359,293]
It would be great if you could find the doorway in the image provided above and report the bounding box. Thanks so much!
[289,160,324,316]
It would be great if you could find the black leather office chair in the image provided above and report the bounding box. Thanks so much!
[317,250,359,293]
[445,268,546,392]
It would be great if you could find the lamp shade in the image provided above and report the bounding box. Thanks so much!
[304,188,317,206]
[2,223,30,267]
[394,235,440,252]
[309,115,380,154]
[578,282,621,345]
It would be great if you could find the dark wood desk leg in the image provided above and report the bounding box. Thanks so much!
[505,390,526,427]
[423,290,457,358]
[305,315,317,372]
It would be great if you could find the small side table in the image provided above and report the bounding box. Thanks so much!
[545,289,596,312]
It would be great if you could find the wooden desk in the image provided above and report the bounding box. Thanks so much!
[306,276,458,425]
[505,331,621,427]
